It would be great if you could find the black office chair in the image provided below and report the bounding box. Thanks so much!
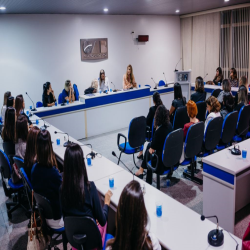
[233,105,250,142]
[146,129,183,189]
[211,89,222,98]
[217,111,238,150]
[196,101,206,122]
[117,116,146,168]
[181,122,204,185]
[33,192,67,250]
[173,106,189,130]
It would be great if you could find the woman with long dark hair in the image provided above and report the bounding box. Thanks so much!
[229,68,239,87]
[31,130,62,229]
[98,69,110,92]
[61,143,113,249]
[1,107,16,144]
[212,67,223,85]
[7,96,15,108]
[135,105,173,184]
[23,126,40,180]
[123,64,137,89]
[106,180,161,250]
[15,115,28,159]
[191,76,206,103]
[1,91,11,123]
[43,82,56,107]
[15,94,32,127]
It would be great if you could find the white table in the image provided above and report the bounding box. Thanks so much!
[203,139,250,234]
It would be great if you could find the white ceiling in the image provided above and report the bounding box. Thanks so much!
[0,0,249,15]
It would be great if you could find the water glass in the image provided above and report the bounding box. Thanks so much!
[109,177,114,189]
[66,99,69,105]
[36,119,39,125]
[30,105,32,110]
[87,156,92,166]
[156,202,162,217]
[56,138,60,145]
[55,102,57,106]
[242,149,247,159]
[139,84,141,88]
[204,81,206,85]
[110,89,112,92]
[99,90,102,94]
[218,82,221,86]
[26,110,29,116]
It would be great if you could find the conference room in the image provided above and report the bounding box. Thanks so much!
[1,0,250,249]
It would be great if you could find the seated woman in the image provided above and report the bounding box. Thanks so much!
[235,76,249,104]
[191,76,206,103]
[62,80,75,103]
[61,143,113,249]
[99,69,110,92]
[43,82,56,107]
[15,115,28,159]
[220,95,234,120]
[24,126,40,181]
[7,96,15,108]
[106,180,161,250]
[229,68,239,87]
[234,85,248,113]
[31,129,63,229]
[212,67,223,85]
[205,96,221,132]
[169,82,186,123]
[1,91,11,124]
[217,79,232,103]
[137,91,163,160]
[135,105,173,184]
[123,65,137,90]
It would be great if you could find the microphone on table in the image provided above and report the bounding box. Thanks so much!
[32,118,49,130]
[163,72,168,87]
[26,92,37,111]
[174,58,182,72]
[203,73,208,81]
[112,151,135,180]
[54,131,72,147]
[80,144,96,159]
[110,82,117,92]
[151,78,157,90]
[201,215,224,247]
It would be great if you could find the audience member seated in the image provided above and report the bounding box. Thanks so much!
[123,64,137,90]
[212,67,223,85]
[191,76,206,103]
[31,129,63,229]
[217,79,232,103]
[169,82,186,123]
[106,180,161,250]
[234,85,248,113]
[229,67,239,87]
[15,115,28,159]
[60,143,113,249]
[43,82,56,107]
[205,96,221,132]
[23,126,40,181]
[7,96,15,108]
[220,95,234,120]
[135,105,173,183]
[137,91,163,160]
[98,69,110,92]
[235,76,249,104]
[62,80,75,103]
[1,91,11,123]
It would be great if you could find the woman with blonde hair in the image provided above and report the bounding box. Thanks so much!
[62,80,75,103]
[123,64,137,89]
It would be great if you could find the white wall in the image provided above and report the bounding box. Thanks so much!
[0,14,180,107]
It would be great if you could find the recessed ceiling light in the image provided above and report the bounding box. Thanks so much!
[104,8,108,12]
[224,0,229,2]
[0,7,6,10]
[176,10,180,13]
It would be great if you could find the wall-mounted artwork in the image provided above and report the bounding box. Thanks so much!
[80,38,108,61]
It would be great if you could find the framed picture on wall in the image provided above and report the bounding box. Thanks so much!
[80,38,108,60]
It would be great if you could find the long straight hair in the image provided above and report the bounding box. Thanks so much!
[174,82,184,101]
[61,143,89,208]
[126,64,135,83]
[238,85,248,105]
[36,130,57,169]
[106,180,153,250]
[99,69,105,85]
[2,107,16,142]
[15,115,28,142]
[3,91,11,105]
[15,94,24,116]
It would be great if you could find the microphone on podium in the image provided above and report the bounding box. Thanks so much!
[163,72,168,87]
[54,131,72,147]
[26,92,37,111]
[151,78,157,89]
[174,58,182,72]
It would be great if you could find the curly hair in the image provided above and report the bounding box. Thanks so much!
[187,100,198,118]
[206,96,221,113]
[154,105,170,128]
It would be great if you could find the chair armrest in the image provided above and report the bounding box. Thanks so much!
[117,133,127,152]
[146,150,159,172]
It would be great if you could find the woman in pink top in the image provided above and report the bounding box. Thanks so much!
[123,65,137,89]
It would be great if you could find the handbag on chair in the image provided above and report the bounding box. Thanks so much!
[242,223,250,250]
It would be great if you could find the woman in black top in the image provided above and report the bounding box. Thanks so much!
[60,143,112,248]
[169,83,186,123]
[43,82,56,107]
[212,67,223,85]
[135,105,173,184]
[191,76,206,103]
[234,85,248,113]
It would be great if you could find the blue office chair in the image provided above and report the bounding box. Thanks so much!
[146,129,183,189]
[196,101,206,122]
[173,106,189,130]
[217,111,238,150]
[211,89,222,98]
[73,83,79,101]
[58,93,63,104]
[158,80,165,87]
[36,101,43,108]
[181,122,204,185]
[145,84,151,88]
[233,105,250,142]
[117,116,146,168]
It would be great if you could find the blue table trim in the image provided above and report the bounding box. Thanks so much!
[191,86,237,95]
[150,87,174,94]
[203,163,234,185]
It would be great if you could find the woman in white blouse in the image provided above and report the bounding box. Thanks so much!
[99,69,110,92]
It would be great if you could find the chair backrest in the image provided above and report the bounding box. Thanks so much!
[20,167,33,191]
[211,89,222,98]
[3,141,15,156]
[128,116,146,148]
[196,101,206,122]
[204,117,223,151]
[64,216,102,250]
[158,80,165,86]
[173,106,189,130]
[237,105,250,136]
[221,111,238,144]
[36,101,43,108]
[0,149,12,179]
[162,129,183,168]
[58,93,63,104]
[184,122,204,158]
[73,84,79,101]
[13,156,24,170]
